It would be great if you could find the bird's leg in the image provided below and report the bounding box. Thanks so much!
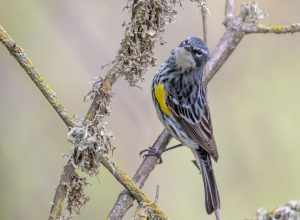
[162,143,183,153]
[139,144,184,164]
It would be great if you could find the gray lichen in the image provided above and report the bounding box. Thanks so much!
[240,1,265,24]
[67,119,114,176]
[134,202,163,220]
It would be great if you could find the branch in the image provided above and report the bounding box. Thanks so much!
[48,162,76,220]
[99,154,167,220]
[204,26,244,84]
[108,130,171,219]
[242,23,300,34]
[0,25,75,128]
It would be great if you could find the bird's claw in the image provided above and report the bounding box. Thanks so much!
[139,147,163,164]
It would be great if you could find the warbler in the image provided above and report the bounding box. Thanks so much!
[151,37,220,215]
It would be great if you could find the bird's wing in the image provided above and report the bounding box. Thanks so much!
[166,87,219,161]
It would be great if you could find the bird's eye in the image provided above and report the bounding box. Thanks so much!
[193,49,202,56]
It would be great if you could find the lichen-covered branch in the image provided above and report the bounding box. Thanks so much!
[242,23,300,34]
[48,162,77,220]
[256,200,300,220]
[0,25,75,128]
[99,154,167,220]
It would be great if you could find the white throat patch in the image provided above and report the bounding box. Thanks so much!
[174,47,196,72]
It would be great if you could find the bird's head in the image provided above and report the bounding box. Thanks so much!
[172,36,209,72]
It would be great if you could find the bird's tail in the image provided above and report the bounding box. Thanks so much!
[194,148,220,214]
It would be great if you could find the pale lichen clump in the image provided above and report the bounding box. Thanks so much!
[67,119,114,176]
[190,0,209,13]
[240,1,265,24]
[100,0,180,86]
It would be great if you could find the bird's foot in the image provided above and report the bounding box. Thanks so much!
[139,146,163,164]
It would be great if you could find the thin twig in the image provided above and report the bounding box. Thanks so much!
[200,0,208,43]
[225,0,235,19]
[0,25,75,128]
[242,23,300,34]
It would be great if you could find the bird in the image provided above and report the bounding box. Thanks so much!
[150,36,220,216]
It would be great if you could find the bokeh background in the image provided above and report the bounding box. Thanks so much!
[1,1,300,219]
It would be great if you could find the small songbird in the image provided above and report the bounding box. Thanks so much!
[151,37,220,215]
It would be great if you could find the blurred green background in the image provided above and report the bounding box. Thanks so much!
[1,1,300,219]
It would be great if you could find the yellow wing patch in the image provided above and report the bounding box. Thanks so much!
[154,83,172,116]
